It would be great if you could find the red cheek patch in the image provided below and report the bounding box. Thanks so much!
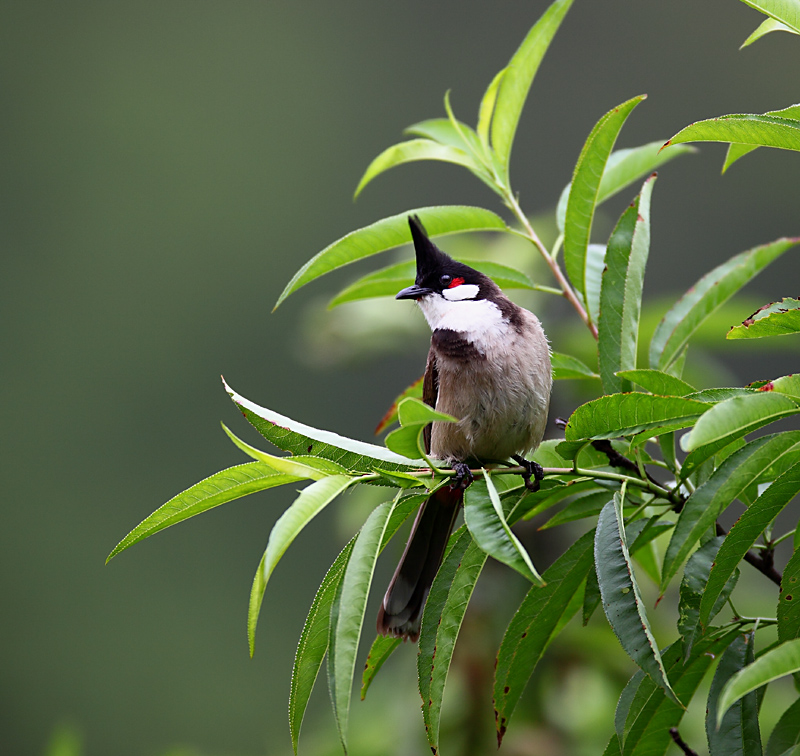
[447,277,465,288]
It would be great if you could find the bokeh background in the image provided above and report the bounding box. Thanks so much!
[3,1,799,755]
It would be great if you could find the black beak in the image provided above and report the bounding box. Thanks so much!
[396,284,432,301]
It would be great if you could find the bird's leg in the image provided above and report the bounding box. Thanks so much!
[450,461,474,491]
[512,455,544,492]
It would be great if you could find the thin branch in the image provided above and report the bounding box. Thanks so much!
[669,728,699,756]
[716,522,782,587]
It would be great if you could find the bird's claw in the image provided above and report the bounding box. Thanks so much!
[513,455,544,492]
[450,462,474,490]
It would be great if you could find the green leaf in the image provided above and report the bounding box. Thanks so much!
[374,375,424,436]
[667,114,800,155]
[328,499,395,752]
[289,538,355,755]
[595,495,679,704]
[248,474,354,657]
[464,473,544,584]
[680,437,747,484]
[598,174,656,394]
[701,460,800,626]
[106,462,302,563]
[383,424,425,460]
[616,369,695,397]
[778,547,800,642]
[583,560,602,625]
[618,632,740,756]
[728,298,800,339]
[707,634,762,756]
[225,379,418,473]
[551,351,599,380]
[650,238,799,370]
[397,397,456,426]
[584,243,607,326]
[738,1,800,35]
[360,635,401,701]
[564,393,710,441]
[662,431,800,591]
[477,67,506,147]
[354,139,491,200]
[563,95,646,303]
[766,697,800,756]
[491,0,575,174]
[494,529,595,744]
[539,490,615,529]
[742,16,800,47]
[681,392,800,453]
[723,105,800,170]
[418,528,487,754]
[273,206,508,309]
[556,140,695,232]
[678,537,739,660]
[405,117,484,155]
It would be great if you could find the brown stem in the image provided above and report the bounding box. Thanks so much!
[715,522,782,587]
[669,728,699,756]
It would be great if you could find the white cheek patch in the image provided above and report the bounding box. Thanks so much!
[442,284,480,301]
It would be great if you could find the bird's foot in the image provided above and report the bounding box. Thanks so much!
[450,462,474,491]
[512,455,544,492]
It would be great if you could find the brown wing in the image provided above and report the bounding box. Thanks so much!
[422,345,438,455]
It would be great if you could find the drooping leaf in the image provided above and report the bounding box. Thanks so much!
[681,392,800,453]
[248,475,355,656]
[778,547,800,642]
[273,206,507,309]
[727,298,800,339]
[595,495,679,704]
[722,105,800,170]
[598,174,656,394]
[678,537,739,659]
[563,95,646,303]
[766,696,800,756]
[662,431,800,591]
[701,460,800,626]
[354,139,491,199]
[707,633,762,756]
[738,1,800,35]
[742,16,800,47]
[107,462,302,563]
[556,141,695,232]
[289,538,355,755]
[616,369,695,397]
[564,393,710,441]
[552,351,599,380]
[328,499,395,752]
[225,379,418,473]
[360,635,402,701]
[491,0,575,174]
[649,238,799,371]
[494,529,595,744]
[418,527,487,755]
[464,473,544,584]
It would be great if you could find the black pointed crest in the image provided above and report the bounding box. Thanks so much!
[408,215,454,282]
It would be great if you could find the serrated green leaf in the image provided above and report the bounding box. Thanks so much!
[107,462,301,563]
[564,95,646,303]
[595,495,679,704]
[360,635,401,701]
[742,16,800,47]
[418,527,487,754]
[329,499,395,752]
[248,475,354,657]
[778,547,800,643]
[728,298,800,339]
[766,696,800,756]
[583,559,602,625]
[707,634,762,756]
[739,0,800,34]
[289,538,355,755]
[273,206,507,309]
[491,0,575,174]
[679,537,739,660]
[650,238,799,371]
[383,424,426,460]
[685,387,760,404]
[552,351,599,380]
[598,174,656,394]
[494,529,595,744]
[723,105,800,169]
[539,490,614,529]
[662,432,800,591]
[584,243,607,326]
[564,393,710,441]
[701,460,800,626]
[681,392,800,453]
[680,437,747,484]
[225,379,418,473]
[667,114,800,155]
[616,369,695,396]
[354,139,492,199]
[557,141,695,232]
[397,397,456,426]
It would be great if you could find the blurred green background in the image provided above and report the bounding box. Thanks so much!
[3,2,799,754]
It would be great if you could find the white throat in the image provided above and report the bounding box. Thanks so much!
[417,293,506,345]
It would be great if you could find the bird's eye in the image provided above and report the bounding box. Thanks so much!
[440,274,452,287]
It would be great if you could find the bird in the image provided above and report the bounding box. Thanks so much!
[376,215,552,641]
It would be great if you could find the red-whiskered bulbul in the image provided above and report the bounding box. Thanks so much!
[376,216,553,641]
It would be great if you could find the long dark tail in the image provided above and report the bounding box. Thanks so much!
[377,485,463,642]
